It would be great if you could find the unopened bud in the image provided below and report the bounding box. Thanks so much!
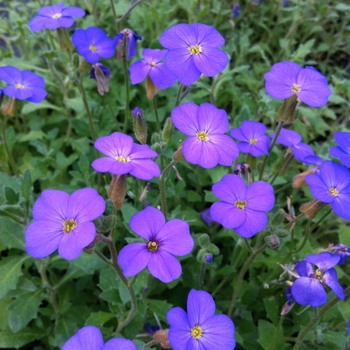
[233,163,251,176]
[132,107,147,144]
[90,63,112,96]
[52,58,68,75]
[281,301,295,315]
[271,209,286,226]
[292,168,318,188]
[173,144,184,162]
[153,329,171,349]
[146,75,160,100]
[94,214,117,233]
[79,57,91,73]
[275,228,289,238]
[276,94,299,124]
[2,97,17,117]
[198,234,210,248]
[207,243,220,255]
[300,200,325,219]
[57,27,74,51]
[162,118,173,145]
[152,141,167,154]
[108,175,127,209]
[204,253,213,263]
[264,234,280,249]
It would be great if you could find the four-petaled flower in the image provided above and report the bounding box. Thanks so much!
[91,132,161,180]
[210,174,275,238]
[171,102,239,168]
[25,188,105,260]
[291,252,344,307]
[114,28,142,60]
[230,120,270,157]
[130,48,176,89]
[264,61,332,107]
[330,132,350,167]
[29,2,85,32]
[160,23,228,85]
[306,161,350,220]
[62,325,137,350]
[0,66,47,103]
[118,206,194,283]
[167,289,236,350]
[72,27,116,64]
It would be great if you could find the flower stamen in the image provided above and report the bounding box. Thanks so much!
[188,44,202,55]
[315,269,323,282]
[115,155,130,163]
[147,240,159,252]
[15,83,24,89]
[196,131,209,141]
[63,219,77,234]
[53,13,62,19]
[235,200,247,210]
[329,187,338,197]
[291,83,301,93]
[249,137,257,145]
[191,325,203,339]
[89,44,98,52]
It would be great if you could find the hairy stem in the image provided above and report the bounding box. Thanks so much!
[1,115,19,177]
[158,160,177,217]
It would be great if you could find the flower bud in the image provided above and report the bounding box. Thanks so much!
[162,118,174,145]
[196,248,205,262]
[132,107,147,144]
[207,243,220,255]
[90,63,112,96]
[78,57,91,73]
[271,209,286,226]
[146,75,160,100]
[264,234,280,249]
[2,97,17,117]
[275,228,289,238]
[292,168,318,188]
[276,94,299,124]
[152,141,167,154]
[198,234,210,248]
[52,58,68,75]
[153,329,171,349]
[57,27,74,51]
[107,174,127,209]
[233,163,251,176]
[204,253,213,263]
[94,214,117,233]
[300,200,325,219]
[173,143,184,162]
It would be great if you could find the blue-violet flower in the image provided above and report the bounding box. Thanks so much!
[330,132,350,167]
[114,28,142,60]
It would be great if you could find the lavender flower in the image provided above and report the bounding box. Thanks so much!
[62,325,137,350]
[0,66,47,103]
[264,61,331,107]
[91,132,161,180]
[167,289,236,349]
[160,23,228,85]
[230,120,270,157]
[129,49,176,89]
[171,102,239,168]
[330,132,350,167]
[328,244,350,265]
[210,174,275,238]
[271,128,322,165]
[72,27,116,64]
[90,63,112,96]
[29,2,85,32]
[232,4,240,18]
[291,252,344,307]
[118,206,194,283]
[25,188,105,260]
[201,208,215,225]
[306,161,350,220]
[114,28,142,60]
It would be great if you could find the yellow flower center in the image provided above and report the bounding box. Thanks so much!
[63,219,77,234]
[150,62,156,67]
[191,325,203,339]
[249,137,257,145]
[196,131,209,141]
[147,240,159,252]
[115,155,130,163]
[188,44,202,55]
[291,83,301,93]
[315,269,322,282]
[329,187,338,197]
[89,44,98,52]
[15,83,24,89]
[53,13,62,19]
[235,200,247,210]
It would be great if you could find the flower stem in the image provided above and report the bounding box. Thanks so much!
[122,58,130,133]
[1,115,19,177]
[259,121,284,180]
[310,207,332,232]
[199,261,206,289]
[292,286,350,350]
[174,83,184,107]
[152,97,161,133]
[227,243,268,317]
[109,0,119,32]
[158,160,177,217]
[142,340,158,350]
[116,0,149,32]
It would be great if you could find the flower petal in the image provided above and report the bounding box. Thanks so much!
[305,252,340,271]
[91,157,133,175]
[148,250,182,283]
[129,60,150,85]
[102,338,137,350]
[62,325,103,350]
[160,24,195,49]
[149,63,177,89]
[291,277,327,307]
[323,268,345,300]
[187,289,215,326]
[94,132,134,158]
[246,181,275,212]
[171,102,199,136]
[193,47,228,77]
[197,103,229,134]
[212,174,247,203]
[118,243,151,277]
[234,209,268,238]
[129,159,161,180]
[167,307,192,349]
[209,134,239,166]
[210,202,246,229]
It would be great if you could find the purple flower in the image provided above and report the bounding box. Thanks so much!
[114,28,142,60]
[328,244,350,265]
[230,121,270,157]
[201,208,215,225]
[72,27,116,64]
[29,2,85,32]
[264,61,331,107]
[90,63,111,79]
[306,161,350,220]
[171,102,239,168]
[232,4,240,18]
[330,132,350,167]
[160,23,228,85]
[91,132,161,180]
[210,174,275,238]
[167,289,236,350]
[271,128,322,165]
[62,325,137,350]
[0,66,47,103]
[25,188,105,260]
[291,252,344,307]
[118,206,194,283]
[130,49,176,89]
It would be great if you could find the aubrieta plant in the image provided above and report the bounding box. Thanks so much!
[1,1,350,350]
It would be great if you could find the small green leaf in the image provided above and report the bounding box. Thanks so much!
[4,186,19,205]
[21,101,64,115]
[0,217,25,250]
[85,312,115,327]
[0,328,40,348]
[20,169,32,203]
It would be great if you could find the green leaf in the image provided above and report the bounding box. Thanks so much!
[119,282,130,303]
[4,186,19,205]
[20,169,32,203]
[0,328,40,348]
[0,217,25,250]
[8,289,43,332]
[339,225,350,247]
[70,252,106,274]
[17,131,47,142]
[21,101,64,115]
[0,255,29,299]
[145,299,173,322]
[85,312,115,327]
[258,320,286,350]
